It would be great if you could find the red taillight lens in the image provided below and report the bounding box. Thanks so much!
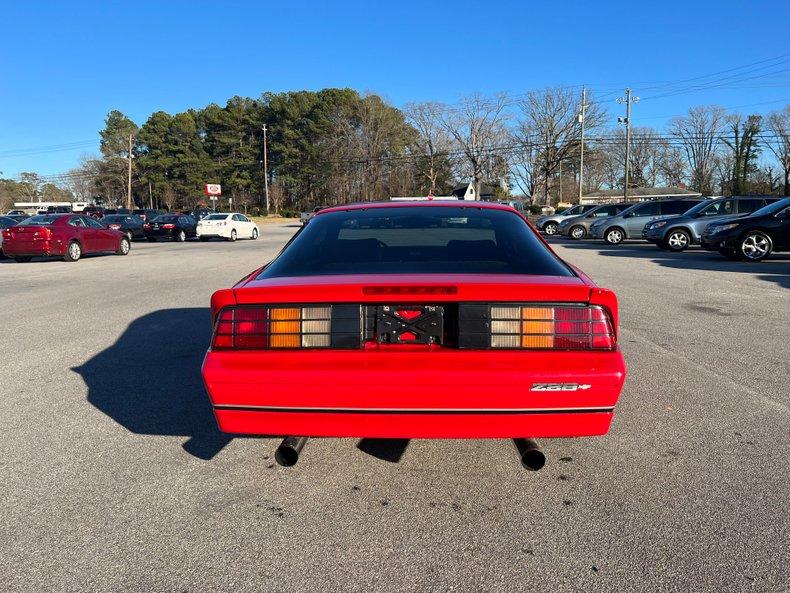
[144,223,151,229]
[489,305,615,350]
[162,223,175,229]
[212,306,332,349]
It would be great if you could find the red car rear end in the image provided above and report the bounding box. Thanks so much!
[201,203,626,448]
[2,214,127,261]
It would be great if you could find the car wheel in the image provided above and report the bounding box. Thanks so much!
[64,241,82,262]
[176,230,186,242]
[251,228,258,240]
[739,231,772,261]
[666,229,691,252]
[543,222,559,235]
[604,227,624,245]
[718,248,738,259]
[14,256,32,263]
[116,237,131,256]
[228,229,237,242]
[569,225,586,240]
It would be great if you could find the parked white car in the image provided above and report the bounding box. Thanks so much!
[196,213,259,242]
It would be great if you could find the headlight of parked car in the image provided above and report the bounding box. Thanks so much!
[711,223,740,232]
[649,220,668,229]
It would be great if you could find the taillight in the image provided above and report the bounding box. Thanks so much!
[32,228,53,239]
[213,306,333,349]
[109,224,121,230]
[487,305,615,350]
[144,223,151,229]
[162,223,175,229]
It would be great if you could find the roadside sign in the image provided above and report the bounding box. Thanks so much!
[205,183,222,196]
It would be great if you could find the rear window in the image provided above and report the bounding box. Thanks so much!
[152,215,177,223]
[18,215,60,226]
[204,214,228,220]
[258,207,573,278]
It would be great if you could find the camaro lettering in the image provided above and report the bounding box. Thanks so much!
[530,383,592,392]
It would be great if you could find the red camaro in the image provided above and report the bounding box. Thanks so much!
[202,202,626,467]
[1,214,131,262]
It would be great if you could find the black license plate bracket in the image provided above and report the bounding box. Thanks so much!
[376,305,444,345]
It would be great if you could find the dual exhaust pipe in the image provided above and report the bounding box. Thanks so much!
[274,436,546,470]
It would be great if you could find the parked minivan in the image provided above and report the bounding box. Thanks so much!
[642,196,783,251]
[589,198,705,244]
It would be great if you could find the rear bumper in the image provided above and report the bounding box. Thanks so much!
[145,230,175,239]
[1,239,63,256]
[202,349,626,438]
[214,407,614,438]
[196,229,228,238]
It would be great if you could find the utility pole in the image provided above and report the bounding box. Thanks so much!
[578,87,587,202]
[262,124,270,215]
[617,88,639,201]
[126,133,133,210]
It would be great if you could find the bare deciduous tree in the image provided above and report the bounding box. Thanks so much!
[722,114,761,195]
[670,106,726,194]
[405,102,453,195]
[440,93,510,199]
[516,87,606,205]
[765,105,790,195]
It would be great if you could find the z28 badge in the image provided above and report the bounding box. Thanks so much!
[530,383,592,392]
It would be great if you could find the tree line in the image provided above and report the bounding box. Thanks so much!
[3,87,790,214]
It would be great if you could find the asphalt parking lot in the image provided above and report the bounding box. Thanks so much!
[1,225,788,593]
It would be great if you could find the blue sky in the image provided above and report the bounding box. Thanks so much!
[1,0,789,177]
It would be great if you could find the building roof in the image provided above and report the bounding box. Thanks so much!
[582,186,702,199]
[451,182,499,198]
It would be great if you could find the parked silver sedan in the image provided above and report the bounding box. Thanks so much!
[535,204,597,235]
[558,203,631,239]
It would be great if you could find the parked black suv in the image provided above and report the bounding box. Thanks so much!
[700,198,790,261]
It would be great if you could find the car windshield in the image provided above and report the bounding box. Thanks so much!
[102,215,126,222]
[682,200,719,217]
[18,215,60,226]
[152,215,177,223]
[258,206,574,278]
[204,214,228,220]
[749,198,790,217]
[560,205,582,215]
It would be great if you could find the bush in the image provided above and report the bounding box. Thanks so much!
[529,204,542,215]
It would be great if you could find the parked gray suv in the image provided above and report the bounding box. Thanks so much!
[642,196,782,251]
[558,202,632,239]
[589,198,705,244]
[536,204,598,235]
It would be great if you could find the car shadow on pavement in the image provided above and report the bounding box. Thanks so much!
[72,307,232,460]
[356,438,410,462]
[553,240,790,289]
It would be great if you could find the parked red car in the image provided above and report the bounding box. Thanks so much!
[201,202,626,467]
[1,214,131,262]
